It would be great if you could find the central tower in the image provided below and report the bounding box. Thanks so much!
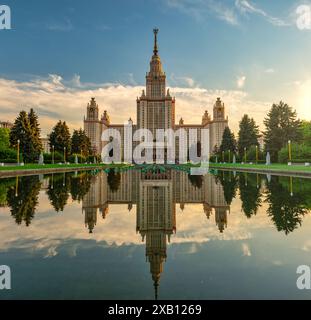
[137,29,175,136]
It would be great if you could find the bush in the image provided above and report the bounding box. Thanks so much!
[68,154,86,164]
[278,143,311,163]
[246,145,264,162]
[0,148,17,162]
[42,151,63,164]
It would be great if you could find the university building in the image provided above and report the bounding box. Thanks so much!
[84,29,228,160]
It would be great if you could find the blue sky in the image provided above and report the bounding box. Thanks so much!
[0,0,311,134]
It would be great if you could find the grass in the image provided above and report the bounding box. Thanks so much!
[0,163,131,171]
[209,162,311,172]
[1,161,310,173]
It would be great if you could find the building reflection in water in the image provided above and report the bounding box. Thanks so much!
[82,168,230,298]
[1,168,311,298]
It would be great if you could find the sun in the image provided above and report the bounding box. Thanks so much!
[297,80,311,119]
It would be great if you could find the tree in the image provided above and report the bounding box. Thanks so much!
[28,108,43,153]
[263,101,301,162]
[71,129,92,156]
[9,109,43,163]
[49,121,71,158]
[10,111,36,163]
[299,121,311,147]
[219,127,236,153]
[0,128,10,150]
[238,114,260,156]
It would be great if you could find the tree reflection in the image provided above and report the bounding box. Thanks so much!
[188,174,203,189]
[107,169,121,192]
[47,173,71,212]
[216,171,238,205]
[70,173,92,202]
[239,173,262,218]
[265,176,310,235]
[0,178,15,207]
[7,176,41,226]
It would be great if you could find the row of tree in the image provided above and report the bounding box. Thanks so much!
[7,109,93,163]
[49,120,92,160]
[217,101,311,162]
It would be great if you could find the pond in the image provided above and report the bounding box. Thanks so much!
[0,167,311,300]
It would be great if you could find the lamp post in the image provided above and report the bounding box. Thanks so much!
[222,151,224,163]
[244,147,247,164]
[256,145,258,164]
[288,140,292,165]
[64,146,66,164]
[80,149,83,164]
[52,145,55,164]
[17,139,20,165]
[228,150,231,163]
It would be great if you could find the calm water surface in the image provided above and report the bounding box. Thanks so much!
[1,167,311,300]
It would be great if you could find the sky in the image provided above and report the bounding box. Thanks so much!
[0,0,311,135]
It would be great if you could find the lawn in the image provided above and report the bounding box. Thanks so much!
[209,162,311,172]
[0,163,131,171]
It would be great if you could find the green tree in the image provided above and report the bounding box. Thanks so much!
[10,111,36,163]
[219,127,236,153]
[71,129,92,156]
[0,128,10,150]
[28,108,43,154]
[263,101,301,162]
[299,121,311,147]
[238,114,260,156]
[49,121,71,158]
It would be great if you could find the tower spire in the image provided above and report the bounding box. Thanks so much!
[153,28,159,55]
[154,279,159,300]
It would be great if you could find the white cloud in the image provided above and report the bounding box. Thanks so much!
[170,74,196,87]
[166,0,291,28]
[166,0,239,25]
[265,68,275,74]
[237,75,246,88]
[47,18,73,32]
[235,0,289,27]
[0,74,271,135]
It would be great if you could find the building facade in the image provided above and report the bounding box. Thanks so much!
[0,121,13,129]
[84,29,229,160]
